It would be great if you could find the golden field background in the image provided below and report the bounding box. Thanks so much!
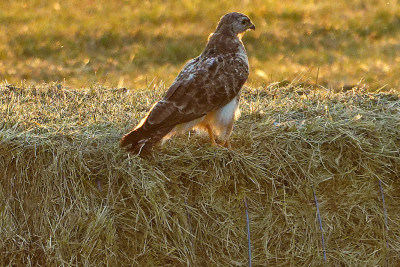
[1,0,400,90]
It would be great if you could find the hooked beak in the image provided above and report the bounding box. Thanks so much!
[249,23,256,31]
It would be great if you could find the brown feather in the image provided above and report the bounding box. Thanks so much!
[120,12,254,153]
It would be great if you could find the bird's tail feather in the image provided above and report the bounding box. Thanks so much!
[120,126,174,154]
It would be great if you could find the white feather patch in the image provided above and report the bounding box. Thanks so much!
[164,97,240,141]
[214,97,240,126]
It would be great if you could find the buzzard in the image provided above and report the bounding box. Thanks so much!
[121,12,255,153]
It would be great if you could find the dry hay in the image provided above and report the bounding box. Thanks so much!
[1,82,400,266]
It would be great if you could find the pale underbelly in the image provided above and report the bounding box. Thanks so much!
[167,97,240,139]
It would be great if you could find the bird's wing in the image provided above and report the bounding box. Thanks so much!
[141,54,249,131]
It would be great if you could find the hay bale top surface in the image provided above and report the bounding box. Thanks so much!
[1,83,400,265]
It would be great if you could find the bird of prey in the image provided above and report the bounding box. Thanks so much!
[121,12,255,153]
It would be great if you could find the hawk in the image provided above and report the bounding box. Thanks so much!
[121,12,255,153]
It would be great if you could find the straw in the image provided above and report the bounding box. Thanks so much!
[1,83,400,265]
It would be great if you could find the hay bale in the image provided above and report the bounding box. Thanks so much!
[1,83,399,265]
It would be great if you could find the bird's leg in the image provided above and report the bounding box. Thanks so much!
[219,119,234,149]
[205,125,217,147]
[221,139,232,149]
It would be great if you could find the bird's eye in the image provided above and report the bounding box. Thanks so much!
[241,20,246,25]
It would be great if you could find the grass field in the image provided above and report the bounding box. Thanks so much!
[1,0,400,90]
[2,0,400,266]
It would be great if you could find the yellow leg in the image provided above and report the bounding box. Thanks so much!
[222,139,231,149]
[220,121,234,149]
[205,125,217,147]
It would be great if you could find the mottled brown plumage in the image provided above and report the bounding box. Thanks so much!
[121,12,255,153]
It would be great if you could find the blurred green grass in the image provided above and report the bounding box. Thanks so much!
[1,0,400,90]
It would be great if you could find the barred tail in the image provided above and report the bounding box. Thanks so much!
[120,126,174,154]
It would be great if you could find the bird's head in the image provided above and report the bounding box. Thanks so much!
[216,12,255,35]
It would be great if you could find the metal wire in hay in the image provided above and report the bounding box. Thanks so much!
[311,185,326,263]
[184,198,195,252]
[244,197,252,267]
[379,179,390,266]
